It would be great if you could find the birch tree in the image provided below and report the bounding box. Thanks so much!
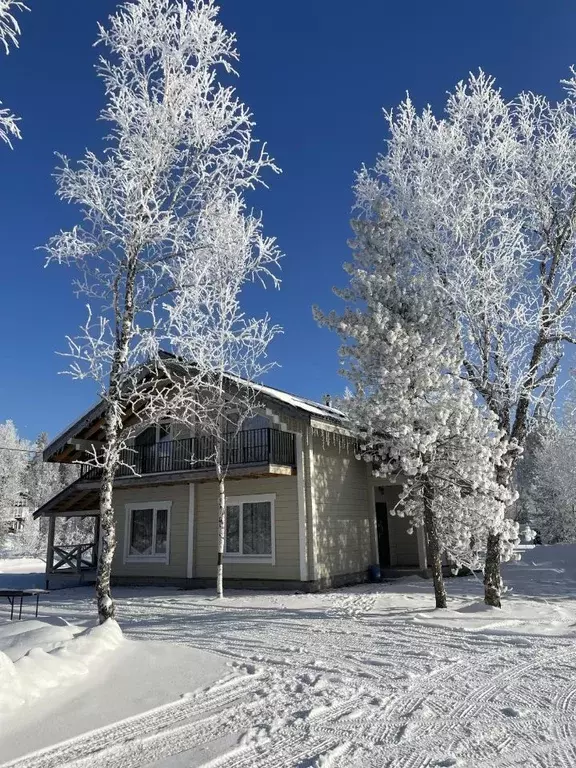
[317,211,516,608]
[45,0,279,622]
[0,1,26,146]
[352,71,576,606]
[165,196,280,598]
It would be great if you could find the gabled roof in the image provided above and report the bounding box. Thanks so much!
[43,367,347,464]
[231,378,346,421]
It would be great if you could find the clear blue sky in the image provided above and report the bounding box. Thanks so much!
[1,0,576,440]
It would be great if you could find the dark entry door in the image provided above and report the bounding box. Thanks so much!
[134,426,156,474]
[375,502,391,568]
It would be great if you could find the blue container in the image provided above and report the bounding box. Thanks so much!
[369,564,381,582]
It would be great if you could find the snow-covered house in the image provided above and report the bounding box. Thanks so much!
[35,379,427,590]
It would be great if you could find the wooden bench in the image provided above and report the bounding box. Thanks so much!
[0,589,49,620]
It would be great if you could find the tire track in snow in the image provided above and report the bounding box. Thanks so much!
[2,672,265,768]
[15,586,576,768]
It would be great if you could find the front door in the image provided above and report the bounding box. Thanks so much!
[375,502,391,568]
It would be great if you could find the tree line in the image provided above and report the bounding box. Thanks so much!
[0,421,84,555]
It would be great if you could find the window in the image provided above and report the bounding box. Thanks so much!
[224,494,275,564]
[124,502,171,563]
[241,414,270,431]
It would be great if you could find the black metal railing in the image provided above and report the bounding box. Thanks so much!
[80,428,296,481]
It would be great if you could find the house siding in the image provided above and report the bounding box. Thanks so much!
[88,418,417,587]
[194,475,300,581]
[312,434,372,579]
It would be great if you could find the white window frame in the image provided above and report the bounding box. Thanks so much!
[224,493,276,565]
[124,501,172,564]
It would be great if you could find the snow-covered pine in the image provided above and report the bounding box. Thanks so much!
[529,412,576,544]
[0,1,26,146]
[0,426,83,557]
[351,71,576,606]
[0,420,30,545]
[513,402,557,528]
[45,0,280,622]
[316,206,517,608]
[20,432,84,557]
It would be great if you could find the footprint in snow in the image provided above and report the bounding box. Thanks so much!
[501,706,523,717]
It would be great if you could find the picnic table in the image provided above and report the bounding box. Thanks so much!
[0,589,49,621]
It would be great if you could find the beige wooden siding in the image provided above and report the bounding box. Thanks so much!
[376,485,420,567]
[195,476,300,581]
[111,483,190,579]
[312,435,372,578]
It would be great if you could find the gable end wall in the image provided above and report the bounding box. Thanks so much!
[312,434,373,579]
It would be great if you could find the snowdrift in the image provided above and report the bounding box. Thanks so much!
[0,618,123,717]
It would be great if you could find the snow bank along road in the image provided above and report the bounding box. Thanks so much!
[3,546,576,768]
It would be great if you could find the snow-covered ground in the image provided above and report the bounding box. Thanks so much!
[2,547,576,767]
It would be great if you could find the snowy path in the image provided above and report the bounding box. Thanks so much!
[3,549,576,767]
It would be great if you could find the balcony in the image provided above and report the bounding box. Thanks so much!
[79,428,296,482]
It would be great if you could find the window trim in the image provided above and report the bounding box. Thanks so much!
[224,493,276,565]
[123,501,172,564]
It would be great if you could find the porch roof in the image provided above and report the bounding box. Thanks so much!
[34,481,100,518]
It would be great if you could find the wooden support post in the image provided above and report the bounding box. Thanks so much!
[46,516,56,574]
[46,516,56,590]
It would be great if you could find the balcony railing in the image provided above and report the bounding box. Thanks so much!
[79,428,296,481]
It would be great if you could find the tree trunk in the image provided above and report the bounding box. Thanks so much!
[483,531,502,607]
[96,461,117,623]
[483,462,511,608]
[422,479,447,609]
[94,245,138,623]
[96,402,122,624]
[216,467,226,599]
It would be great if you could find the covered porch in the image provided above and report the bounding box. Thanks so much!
[35,484,101,589]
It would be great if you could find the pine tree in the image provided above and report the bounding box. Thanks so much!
[317,208,517,608]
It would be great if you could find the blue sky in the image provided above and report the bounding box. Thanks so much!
[1,0,576,440]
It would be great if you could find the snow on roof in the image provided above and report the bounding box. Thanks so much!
[44,368,347,462]
[248,380,347,421]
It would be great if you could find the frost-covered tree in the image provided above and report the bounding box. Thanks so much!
[166,197,280,598]
[317,210,516,608]
[45,0,279,622]
[352,71,576,606]
[0,429,83,556]
[26,433,77,512]
[14,432,83,557]
[514,402,557,526]
[528,412,576,543]
[0,1,26,146]
[0,421,29,544]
